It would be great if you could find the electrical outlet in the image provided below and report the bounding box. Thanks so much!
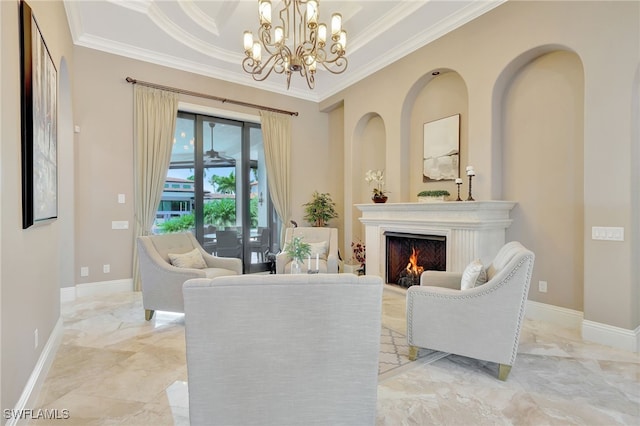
[80,266,89,277]
[539,280,548,293]
[103,264,110,273]
[34,329,38,349]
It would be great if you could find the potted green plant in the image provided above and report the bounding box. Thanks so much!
[303,191,338,227]
[285,236,311,273]
[417,190,450,202]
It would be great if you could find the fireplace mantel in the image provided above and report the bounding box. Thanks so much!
[356,201,516,279]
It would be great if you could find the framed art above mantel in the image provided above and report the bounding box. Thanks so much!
[423,114,460,182]
[20,0,58,229]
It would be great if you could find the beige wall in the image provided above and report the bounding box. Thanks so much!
[321,0,639,330]
[72,47,330,285]
[502,51,584,311]
[1,0,74,413]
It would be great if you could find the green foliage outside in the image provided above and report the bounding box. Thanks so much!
[210,171,236,194]
[158,197,259,233]
[204,198,236,228]
[159,170,262,233]
[158,214,194,233]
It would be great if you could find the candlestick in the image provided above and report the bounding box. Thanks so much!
[467,173,475,201]
[455,179,463,201]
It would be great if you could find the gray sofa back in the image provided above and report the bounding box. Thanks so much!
[183,273,383,426]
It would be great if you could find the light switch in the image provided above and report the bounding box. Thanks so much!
[112,221,129,230]
[592,226,624,241]
[118,194,125,204]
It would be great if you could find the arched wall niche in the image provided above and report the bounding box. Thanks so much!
[400,69,469,201]
[490,43,578,198]
[351,112,385,242]
[496,47,585,311]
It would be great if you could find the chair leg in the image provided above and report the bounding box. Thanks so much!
[408,346,419,361]
[498,364,512,381]
[145,309,155,321]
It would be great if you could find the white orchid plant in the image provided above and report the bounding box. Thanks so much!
[365,169,386,197]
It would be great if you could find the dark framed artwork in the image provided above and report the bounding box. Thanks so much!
[423,114,460,182]
[20,0,58,228]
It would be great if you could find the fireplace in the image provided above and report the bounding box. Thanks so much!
[385,232,446,288]
[357,201,516,282]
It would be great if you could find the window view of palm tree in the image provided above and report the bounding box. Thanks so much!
[154,112,280,273]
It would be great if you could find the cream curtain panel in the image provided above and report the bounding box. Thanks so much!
[132,86,179,291]
[260,111,292,247]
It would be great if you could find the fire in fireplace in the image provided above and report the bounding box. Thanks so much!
[385,232,446,288]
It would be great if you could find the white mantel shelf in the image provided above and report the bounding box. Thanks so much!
[356,201,517,279]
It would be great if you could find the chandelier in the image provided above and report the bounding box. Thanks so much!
[242,0,348,90]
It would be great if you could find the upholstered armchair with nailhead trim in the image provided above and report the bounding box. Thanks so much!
[406,241,535,380]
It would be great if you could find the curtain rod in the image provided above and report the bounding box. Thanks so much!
[125,77,299,117]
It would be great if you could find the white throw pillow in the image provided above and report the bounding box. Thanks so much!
[308,241,328,260]
[460,259,487,290]
[168,248,207,269]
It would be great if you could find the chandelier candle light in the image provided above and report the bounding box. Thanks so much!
[466,166,475,201]
[242,0,348,89]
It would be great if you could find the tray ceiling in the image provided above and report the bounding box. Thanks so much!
[64,0,505,102]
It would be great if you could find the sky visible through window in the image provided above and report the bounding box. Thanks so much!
[171,116,236,194]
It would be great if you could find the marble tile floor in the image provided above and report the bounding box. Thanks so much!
[29,287,639,425]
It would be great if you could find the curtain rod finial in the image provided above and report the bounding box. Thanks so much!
[126,77,136,84]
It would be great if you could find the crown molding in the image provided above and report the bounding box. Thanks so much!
[75,32,319,102]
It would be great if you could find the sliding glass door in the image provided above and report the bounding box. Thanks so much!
[154,111,280,273]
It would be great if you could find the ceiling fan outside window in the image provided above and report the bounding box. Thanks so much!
[205,122,235,166]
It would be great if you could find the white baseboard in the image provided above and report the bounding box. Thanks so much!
[526,300,639,353]
[60,278,133,303]
[582,320,640,353]
[60,286,75,303]
[7,318,63,426]
[525,300,583,329]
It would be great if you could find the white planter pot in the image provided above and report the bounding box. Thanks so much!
[417,195,446,203]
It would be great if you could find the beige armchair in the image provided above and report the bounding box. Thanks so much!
[137,232,242,320]
[406,241,535,380]
[275,227,338,273]
[183,273,383,426]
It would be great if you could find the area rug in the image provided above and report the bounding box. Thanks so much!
[378,326,449,380]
